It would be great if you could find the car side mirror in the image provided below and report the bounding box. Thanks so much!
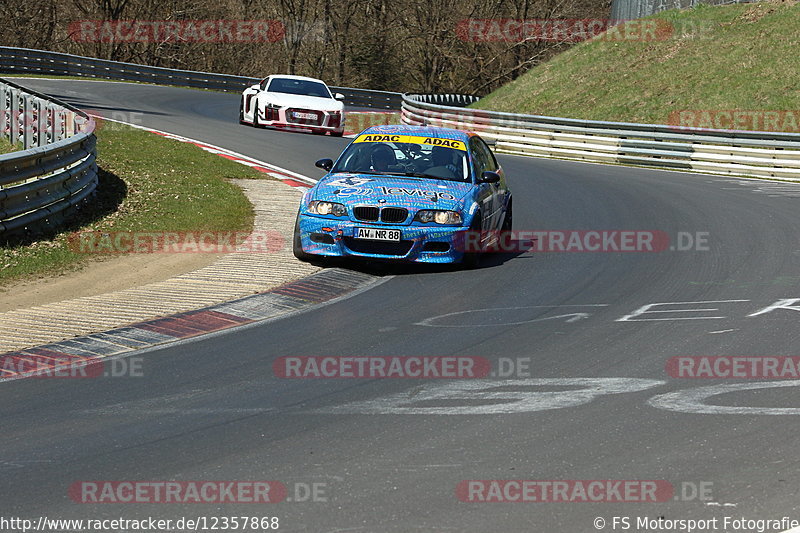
[480,171,500,184]
[334,93,345,101]
[315,158,334,171]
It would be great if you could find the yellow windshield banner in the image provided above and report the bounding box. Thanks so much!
[354,134,467,151]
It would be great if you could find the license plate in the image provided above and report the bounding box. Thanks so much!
[354,228,401,241]
[293,112,317,120]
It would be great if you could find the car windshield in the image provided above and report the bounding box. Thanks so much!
[331,134,470,182]
[266,78,331,98]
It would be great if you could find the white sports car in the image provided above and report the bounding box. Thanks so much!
[239,75,345,136]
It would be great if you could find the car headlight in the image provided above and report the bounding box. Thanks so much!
[309,201,347,217]
[414,210,462,225]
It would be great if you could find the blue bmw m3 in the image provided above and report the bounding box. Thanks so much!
[293,125,512,266]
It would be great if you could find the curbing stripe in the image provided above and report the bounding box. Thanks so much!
[0,268,380,382]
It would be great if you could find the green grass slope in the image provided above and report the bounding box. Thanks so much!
[475,0,800,130]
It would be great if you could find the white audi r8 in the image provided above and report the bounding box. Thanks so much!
[239,75,345,136]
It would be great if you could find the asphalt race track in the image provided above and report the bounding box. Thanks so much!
[2,79,799,532]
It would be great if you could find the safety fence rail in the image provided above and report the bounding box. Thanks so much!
[402,94,800,181]
[0,76,97,236]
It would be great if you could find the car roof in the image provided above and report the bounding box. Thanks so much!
[360,125,474,143]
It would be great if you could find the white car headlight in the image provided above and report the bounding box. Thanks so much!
[414,210,462,225]
[309,201,347,217]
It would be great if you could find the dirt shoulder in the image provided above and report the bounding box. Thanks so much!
[0,252,222,313]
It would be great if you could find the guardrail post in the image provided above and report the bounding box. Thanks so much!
[53,109,63,142]
[36,98,47,146]
[22,94,33,149]
[0,83,8,142]
[9,88,19,146]
[65,111,75,138]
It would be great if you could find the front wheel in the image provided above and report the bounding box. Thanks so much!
[292,215,312,262]
[238,100,246,125]
[461,213,482,269]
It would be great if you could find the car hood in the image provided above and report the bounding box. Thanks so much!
[262,92,343,111]
[315,173,474,211]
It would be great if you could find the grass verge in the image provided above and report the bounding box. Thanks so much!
[0,137,22,154]
[474,1,800,130]
[0,122,262,284]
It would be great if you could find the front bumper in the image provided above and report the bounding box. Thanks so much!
[260,108,344,134]
[297,215,468,263]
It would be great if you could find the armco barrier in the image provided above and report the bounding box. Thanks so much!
[401,94,800,180]
[0,77,97,236]
[0,47,402,110]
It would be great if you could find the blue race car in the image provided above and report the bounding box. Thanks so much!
[292,125,512,266]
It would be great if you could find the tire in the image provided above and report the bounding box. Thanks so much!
[238,99,246,125]
[461,212,482,269]
[253,104,263,128]
[331,130,344,137]
[292,215,313,262]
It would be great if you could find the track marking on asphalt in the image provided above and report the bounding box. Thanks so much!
[416,305,608,327]
[0,460,54,470]
[616,300,750,321]
[648,380,800,415]
[713,178,800,198]
[417,298,800,328]
[76,377,800,417]
[312,378,665,415]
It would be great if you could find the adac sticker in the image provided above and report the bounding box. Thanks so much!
[354,134,467,151]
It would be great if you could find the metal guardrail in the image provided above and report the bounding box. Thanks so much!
[408,94,480,108]
[0,47,403,110]
[0,77,97,236]
[402,94,800,180]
